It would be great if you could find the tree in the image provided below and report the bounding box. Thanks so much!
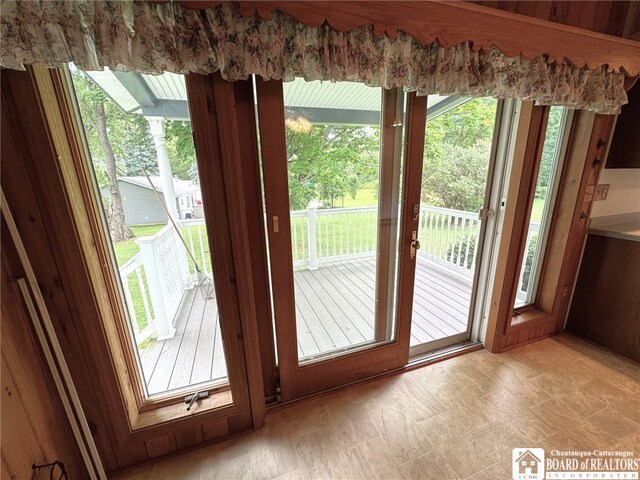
[421,97,498,211]
[535,106,563,199]
[165,120,199,181]
[71,72,141,242]
[285,121,380,209]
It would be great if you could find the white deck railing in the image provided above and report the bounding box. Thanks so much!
[119,223,193,345]
[119,254,156,344]
[291,205,483,280]
[119,207,539,345]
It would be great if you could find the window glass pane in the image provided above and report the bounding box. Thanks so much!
[70,67,229,398]
[410,96,499,347]
[514,106,568,308]
[282,78,402,363]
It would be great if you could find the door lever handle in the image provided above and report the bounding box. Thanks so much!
[410,231,420,259]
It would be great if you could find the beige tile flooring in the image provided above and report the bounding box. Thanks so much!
[117,334,640,480]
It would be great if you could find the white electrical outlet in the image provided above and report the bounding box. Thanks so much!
[594,184,610,201]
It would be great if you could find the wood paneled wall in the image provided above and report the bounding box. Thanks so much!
[1,232,87,479]
[474,1,634,37]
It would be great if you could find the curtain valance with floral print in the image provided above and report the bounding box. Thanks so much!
[0,0,628,113]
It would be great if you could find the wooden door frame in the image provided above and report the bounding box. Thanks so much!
[255,79,428,400]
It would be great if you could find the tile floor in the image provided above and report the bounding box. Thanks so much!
[116,334,640,479]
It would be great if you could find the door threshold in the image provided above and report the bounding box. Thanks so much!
[408,341,483,368]
[267,341,483,412]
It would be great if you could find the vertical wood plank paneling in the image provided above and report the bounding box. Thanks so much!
[0,250,87,478]
[0,360,48,475]
[174,426,206,450]
[145,433,178,459]
[227,410,253,435]
[112,441,150,470]
[202,417,231,442]
[1,454,13,479]
[564,1,598,33]
[1,71,120,472]
[474,0,629,36]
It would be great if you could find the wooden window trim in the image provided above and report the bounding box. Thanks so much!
[493,105,550,332]
[29,65,262,444]
[483,104,616,352]
[509,107,573,317]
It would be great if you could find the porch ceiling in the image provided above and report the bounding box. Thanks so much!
[86,70,466,123]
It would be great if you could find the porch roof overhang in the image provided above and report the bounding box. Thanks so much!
[86,70,466,124]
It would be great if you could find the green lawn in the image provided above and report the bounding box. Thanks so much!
[339,188,378,208]
[530,198,544,223]
[114,224,165,265]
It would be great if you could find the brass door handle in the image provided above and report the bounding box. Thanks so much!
[410,231,420,259]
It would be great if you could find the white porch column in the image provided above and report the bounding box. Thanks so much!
[147,116,178,221]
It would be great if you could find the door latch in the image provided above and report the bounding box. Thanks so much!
[412,204,420,221]
[478,208,495,220]
[410,230,421,259]
[185,390,209,411]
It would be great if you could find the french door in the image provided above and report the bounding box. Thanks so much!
[408,97,507,356]
[255,77,507,400]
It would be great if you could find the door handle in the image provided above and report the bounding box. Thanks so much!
[410,230,421,259]
[478,208,495,220]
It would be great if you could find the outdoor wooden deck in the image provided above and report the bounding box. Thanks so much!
[137,257,471,395]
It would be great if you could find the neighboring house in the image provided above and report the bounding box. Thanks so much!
[100,176,202,226]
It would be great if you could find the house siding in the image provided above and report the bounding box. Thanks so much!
[100,181,168,226]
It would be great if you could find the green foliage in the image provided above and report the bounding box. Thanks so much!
[71,71,158,184]
[422,139,493,212]
[422,97,498,211]
[447,231,476,270]
[286,124,380,209]
[535,106,564,199]
[520,234,539,292]
[165,120,199,181]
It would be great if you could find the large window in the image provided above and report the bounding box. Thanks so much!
[70,68,229,399]
[514,107,571,308]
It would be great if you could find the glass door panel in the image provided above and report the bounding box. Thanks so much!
[410,96,499,350]
[282,78,401,364]
[256,78,410,399]
[70,69,228,398]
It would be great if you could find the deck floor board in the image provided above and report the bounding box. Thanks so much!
[137,256,472,396]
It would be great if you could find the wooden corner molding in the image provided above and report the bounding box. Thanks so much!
[179,1,640,77]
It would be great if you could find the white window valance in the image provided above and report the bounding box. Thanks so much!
[0,0,629,114]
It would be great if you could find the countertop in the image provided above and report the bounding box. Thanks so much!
[589,213,640,242]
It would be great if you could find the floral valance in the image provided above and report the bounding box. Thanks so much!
[0,0,628,114]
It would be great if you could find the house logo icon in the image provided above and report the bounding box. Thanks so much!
[512,448,545,480]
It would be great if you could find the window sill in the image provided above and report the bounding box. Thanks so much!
[128,389,235,437]
[510,307,550,328]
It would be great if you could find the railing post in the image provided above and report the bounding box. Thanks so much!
[307,205,318,270]
[136,236,176,340]
[174,221,193,287]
